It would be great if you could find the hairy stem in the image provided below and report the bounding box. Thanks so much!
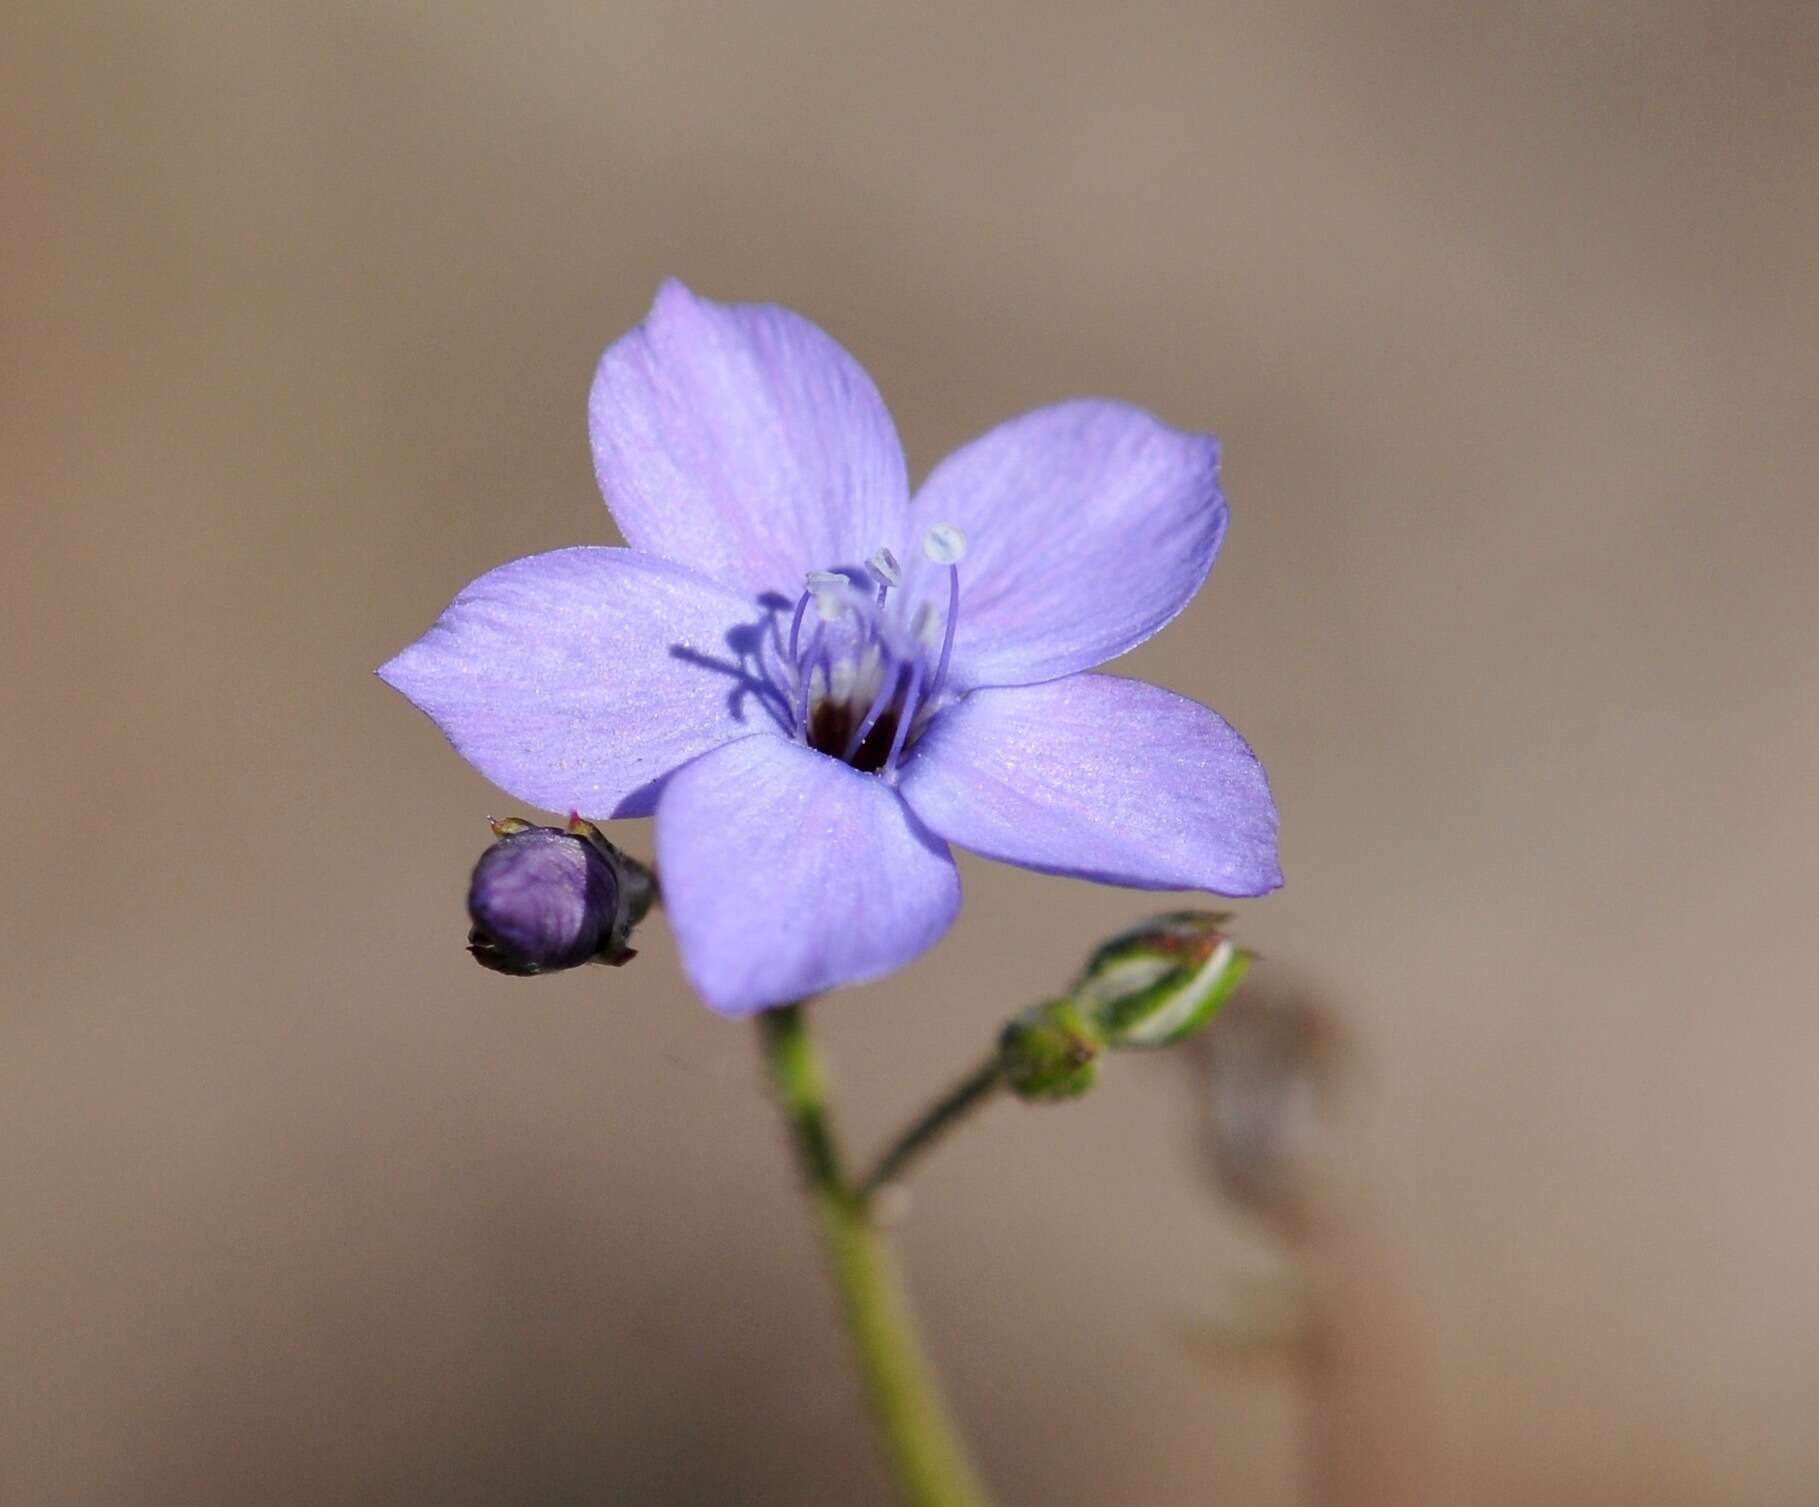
[757,1003,996,1507]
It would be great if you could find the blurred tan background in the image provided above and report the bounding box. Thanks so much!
[5,2,1817,1503]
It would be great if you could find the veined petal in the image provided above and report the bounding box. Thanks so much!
[590,280,911,597]
[906,399,1225,687]
[379,548,782,819]
[898,675,1280,895]
[656,737,961,1015]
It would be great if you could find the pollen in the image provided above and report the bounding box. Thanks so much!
[922,523,967,566]
[784,528,969,778]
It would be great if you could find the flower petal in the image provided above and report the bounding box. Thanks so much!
[379,548,783,819]
[656,736,961,1015]
[898,675,1281,895]
[905,399,1225,687]
[590,280,911,597]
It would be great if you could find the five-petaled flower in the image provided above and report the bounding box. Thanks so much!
[380,281,1281,1015]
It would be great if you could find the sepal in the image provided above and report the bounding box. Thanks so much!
[1076,911,1249,1049]
[998,998,1104,1101]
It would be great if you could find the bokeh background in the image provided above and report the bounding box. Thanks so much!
[6,2,1817,1503]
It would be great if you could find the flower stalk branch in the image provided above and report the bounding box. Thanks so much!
[858,1056,1005,1201]
[757,1003,996,1507]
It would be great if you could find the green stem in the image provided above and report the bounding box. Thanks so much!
[859,1056,1005,1200]
[758,1003,996,1507]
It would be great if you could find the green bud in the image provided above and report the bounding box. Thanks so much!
[1076,911,1250,1049]
[998,998,1104,1101]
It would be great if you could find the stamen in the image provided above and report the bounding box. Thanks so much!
[806,570,849,622]
[786,541,964,771]
[929,563,961,705]
[843,658,903,762]
[868,548,899,613]
[922,522,967,566]
[793,620,827,737]
[835,585,914,663]
[883,656,926,778]
[786,588,812,666]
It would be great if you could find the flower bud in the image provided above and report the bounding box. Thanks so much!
[998,998,1104,1101]
[1075,911,1250,1049]
[466,816,654,976]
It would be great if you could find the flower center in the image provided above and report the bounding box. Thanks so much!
[785,526,966,778]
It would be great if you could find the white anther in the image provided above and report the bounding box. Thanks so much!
[868,548,902,587]
[922,523,967,566]
[806,569,849,621]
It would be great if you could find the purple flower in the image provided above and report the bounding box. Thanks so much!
[380,281,1280,1016]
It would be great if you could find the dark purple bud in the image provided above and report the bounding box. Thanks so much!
[466,818,652,976]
